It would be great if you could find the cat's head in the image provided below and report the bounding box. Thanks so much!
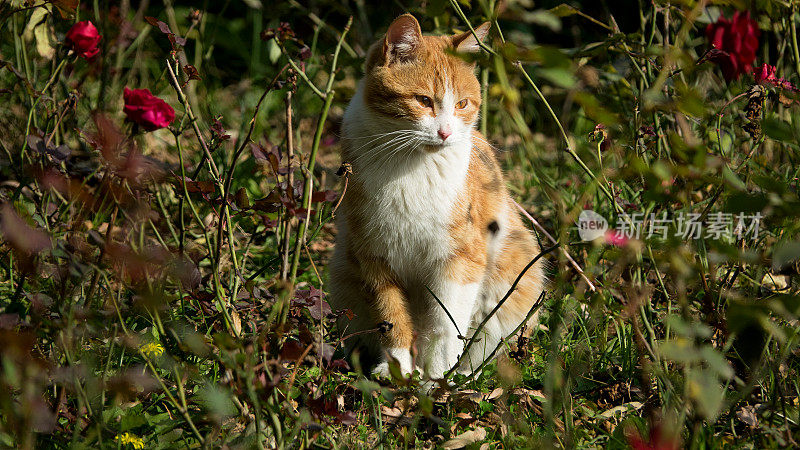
[362,14,490,151]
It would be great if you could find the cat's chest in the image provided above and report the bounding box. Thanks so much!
[356,152,469,280]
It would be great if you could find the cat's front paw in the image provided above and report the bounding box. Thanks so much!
[372,361,392,378]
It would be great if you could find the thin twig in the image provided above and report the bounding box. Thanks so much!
[280,90,295,280]
[513,200,597,292]
[426,285,463,337]
[445,243,559,380]
[165,59,221,180]
[331,163,351,218]
[456,290,548,387]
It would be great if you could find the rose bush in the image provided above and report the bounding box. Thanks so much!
[122,87,175,131]
[64,20,101,59]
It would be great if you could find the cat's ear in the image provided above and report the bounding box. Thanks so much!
[384,14,422,64]
[452,22,491,53]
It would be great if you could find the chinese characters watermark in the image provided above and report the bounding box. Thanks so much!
[577,210,763,241]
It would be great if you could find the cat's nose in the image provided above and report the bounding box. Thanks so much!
[437,126,452,141]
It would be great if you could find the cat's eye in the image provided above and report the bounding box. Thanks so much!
[416,95,433,109]
[456,99,469,109]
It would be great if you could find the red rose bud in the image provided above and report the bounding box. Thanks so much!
[705,11,760,80]
[65,21,101,59]
[123,87,175,131]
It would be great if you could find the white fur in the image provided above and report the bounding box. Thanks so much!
[421,281,482,377]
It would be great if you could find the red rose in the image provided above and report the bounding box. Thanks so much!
[625,424,680,450]
[705,11,760,80]
[65,21,101,59]
[123,88,175,131]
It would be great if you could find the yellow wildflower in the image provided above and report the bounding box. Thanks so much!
[139,341,164,358]
[115,432,145,449]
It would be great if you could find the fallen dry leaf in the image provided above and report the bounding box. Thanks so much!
[442,427,486,449]
[486,387,504,400]
[380,405,412,426]
[736,405,758,428]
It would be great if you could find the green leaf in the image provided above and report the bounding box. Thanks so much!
[120,405,147,431]
[354,379,380,394]
[525,10,562,32]
[197,384,237,419]
[772,241,800,271]
[763,117,795,142]
[537,67,576,89]
[722,166,746,191]
[699,346,733,380]
[548,3,580,17]
[687,369,725,420]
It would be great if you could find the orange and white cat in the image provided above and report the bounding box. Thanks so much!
[329,14,545,378]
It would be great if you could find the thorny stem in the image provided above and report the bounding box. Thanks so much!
[175,132,237,336]
[220,64,289,299]
[85,205,118,302]
[277,43,326,99]
[287,95,331,283]
[23,58,68,156]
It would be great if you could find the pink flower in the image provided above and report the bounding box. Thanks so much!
[65,21,101,59]
[752,63,797,91]
[123,88,175,131]
[705,12,760,80]
[753,63,777,83]
[605,229,629,247]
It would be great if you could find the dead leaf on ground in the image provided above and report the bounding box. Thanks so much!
[736,405,759,428]
[442,427,486,449]
[380,405,412,426]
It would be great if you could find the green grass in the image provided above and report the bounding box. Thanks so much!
[1,0,800,448]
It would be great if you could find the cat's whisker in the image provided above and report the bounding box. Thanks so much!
[348,132,414,154]
[352,134,412,158]
[349,132,421,166]
[339,129,420,140]
[471,135,503,152]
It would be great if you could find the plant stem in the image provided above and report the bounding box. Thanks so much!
[790,6,800,79]
[287,17,350,284]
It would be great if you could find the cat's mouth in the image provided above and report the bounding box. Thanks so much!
[421,139,459,152]
[422,143,446,153]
